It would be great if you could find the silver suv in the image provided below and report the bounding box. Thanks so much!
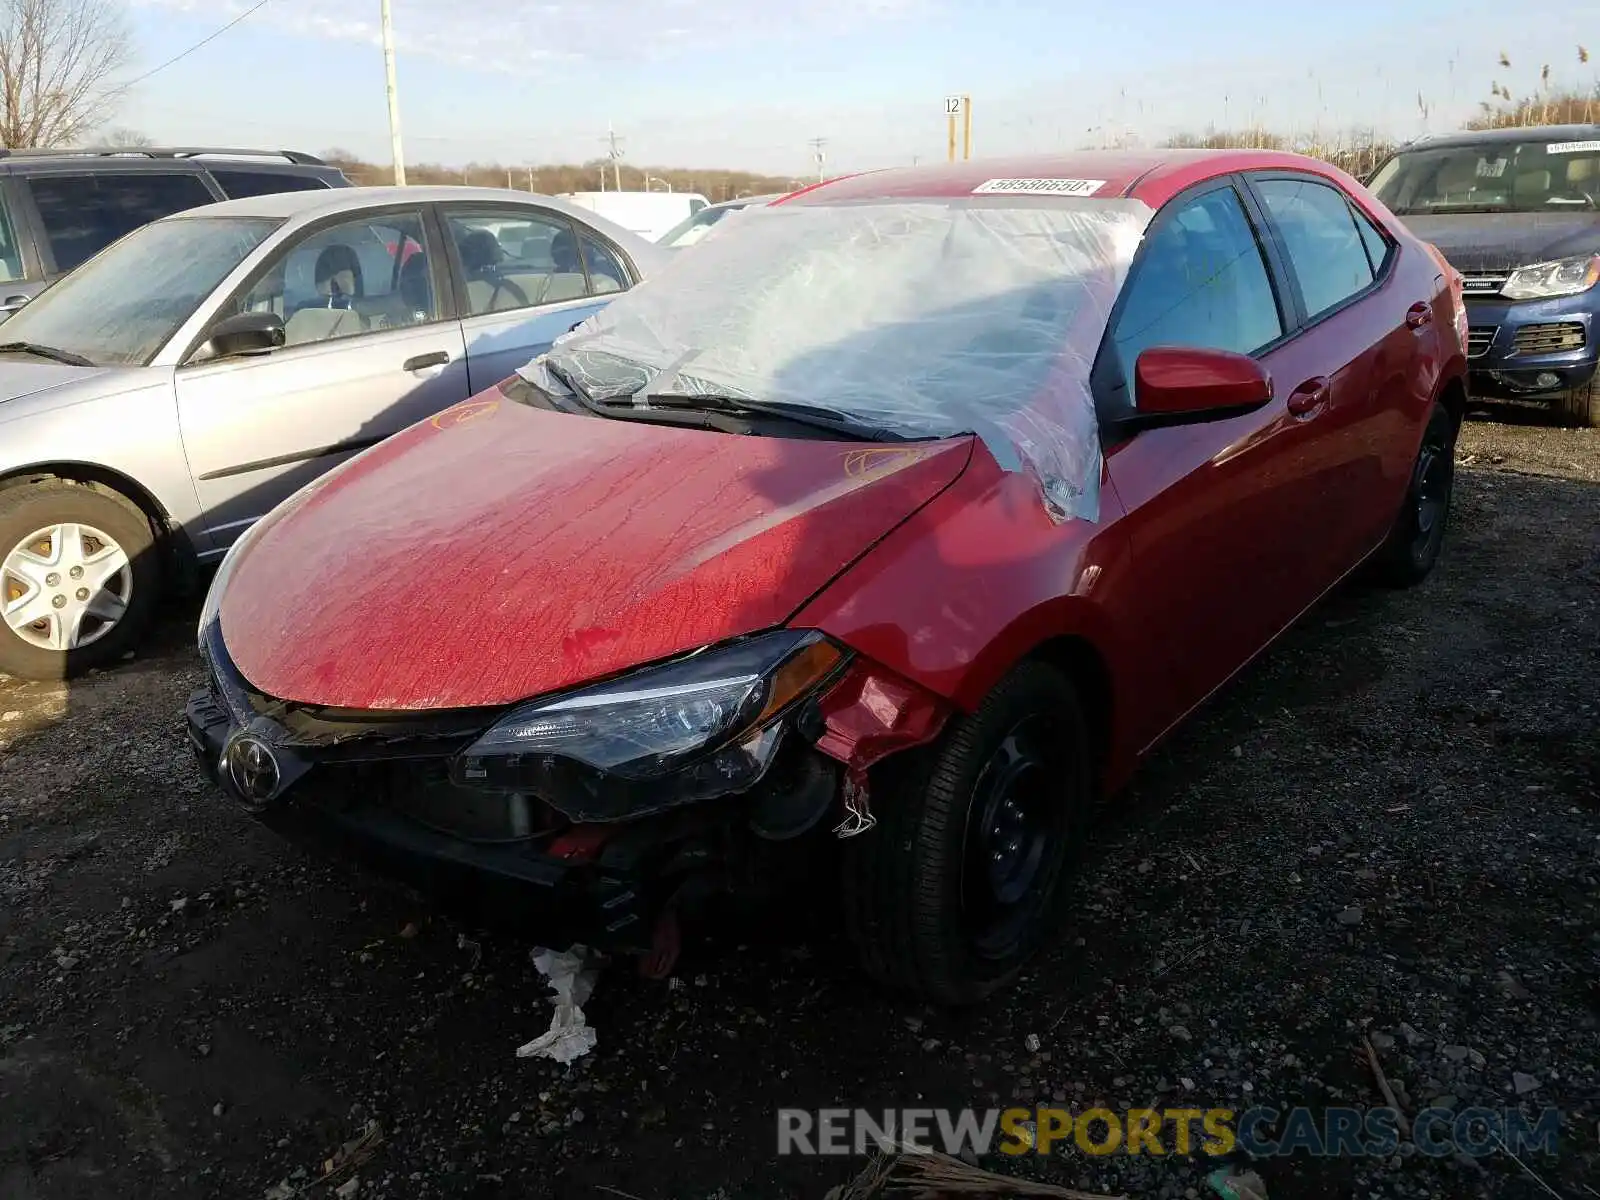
[0,185,667,679]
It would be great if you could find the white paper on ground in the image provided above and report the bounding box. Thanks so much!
[515,945,601,1063]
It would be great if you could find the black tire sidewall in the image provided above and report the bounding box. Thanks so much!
[1556,379,1600,428]
[0,484,161,680]
[1374,401,1458,587]
[1406,403,1458,575]
[865,662,1092,1004]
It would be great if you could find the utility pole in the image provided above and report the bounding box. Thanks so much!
[601,124,624,191]
[808,137,827,183]
[380,0,406,185]
[962,94,972,160]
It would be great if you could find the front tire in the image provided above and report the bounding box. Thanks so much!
[0,481,161,680]
[842,662,1091,1005]
[1554,377,1600,428]
[1369,401,1458,589]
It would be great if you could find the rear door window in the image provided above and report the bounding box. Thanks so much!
[1351,205,1392,273]
[1252,177,1377,319]
[445,208,607,313]
[26,171,217,273]
[209,170,331,199]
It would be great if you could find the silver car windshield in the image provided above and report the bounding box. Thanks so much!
[1,216,279,367]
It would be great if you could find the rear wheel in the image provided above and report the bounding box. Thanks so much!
[1554,377,1600,428]
[842,662,1091,1005]
[0,481,161,679]
[1369,401,1458,589]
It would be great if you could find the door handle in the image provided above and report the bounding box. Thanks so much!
[403,350,450,371]
[1405,302,1432,329]
[1286,376,1330,418]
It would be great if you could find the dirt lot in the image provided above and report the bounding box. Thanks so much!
[1,408,1596,1200]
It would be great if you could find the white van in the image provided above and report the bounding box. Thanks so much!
[559,191,710,243]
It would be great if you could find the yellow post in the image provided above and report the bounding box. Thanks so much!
[962,94,972,160]
[947,112,957,162]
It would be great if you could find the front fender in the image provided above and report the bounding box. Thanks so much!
[0,373,203,546]
[791,448,1151,791]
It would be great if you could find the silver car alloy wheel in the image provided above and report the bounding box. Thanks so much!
[1,522,134,651]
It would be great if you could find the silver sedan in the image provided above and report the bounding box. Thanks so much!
[0,186,668,679]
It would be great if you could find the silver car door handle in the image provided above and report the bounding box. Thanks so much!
[403,350,451,371]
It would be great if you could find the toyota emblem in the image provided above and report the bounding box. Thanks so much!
[225,735,282,806]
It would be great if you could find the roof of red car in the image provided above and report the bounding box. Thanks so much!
[781,149,1358,210]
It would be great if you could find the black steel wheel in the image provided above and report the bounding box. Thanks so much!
[842,661,1092,1005]
[1371,401,1458,589]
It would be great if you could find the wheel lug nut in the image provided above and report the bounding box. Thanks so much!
[45,572,59,586]
[68,566,83,580]
[75,588,88,601]
[51,594,66,608]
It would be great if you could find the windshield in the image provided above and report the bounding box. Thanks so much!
[658,203,743,248]
[541,198,1151,521]
[0,216,278,367]
[1370,138,1600,214]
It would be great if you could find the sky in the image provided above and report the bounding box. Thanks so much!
[117,0,1600,179]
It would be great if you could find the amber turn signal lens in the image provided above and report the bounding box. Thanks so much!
[755,638,846,726]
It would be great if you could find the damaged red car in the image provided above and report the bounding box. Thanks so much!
[188,151,1468,1003]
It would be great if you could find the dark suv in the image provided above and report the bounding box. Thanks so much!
[0,147,349,317]
[1369,124,1600,426]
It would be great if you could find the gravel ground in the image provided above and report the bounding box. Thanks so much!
[1,407,1596,1200]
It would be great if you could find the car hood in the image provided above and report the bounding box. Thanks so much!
[219,392,971,710]
[0,359,112,403]
[1400,212,1600,274]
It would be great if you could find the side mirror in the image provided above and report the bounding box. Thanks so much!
[1122,346,1273,432]
[202,311,285,359]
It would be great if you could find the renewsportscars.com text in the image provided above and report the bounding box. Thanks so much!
[776,1105,1561,1159]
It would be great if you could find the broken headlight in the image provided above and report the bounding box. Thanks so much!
[451,629,848,820]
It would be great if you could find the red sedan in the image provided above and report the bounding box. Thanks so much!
[187,150,1468,1003]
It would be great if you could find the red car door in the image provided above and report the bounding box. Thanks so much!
[1243,172,1424,570]
[1099,179,1371,743]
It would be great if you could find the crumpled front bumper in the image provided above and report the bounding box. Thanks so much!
[185,684,660,952]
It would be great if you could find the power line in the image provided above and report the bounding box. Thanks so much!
[122,0,275,89]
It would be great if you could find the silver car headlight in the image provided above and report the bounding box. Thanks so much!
[452,629,849,819]
[1500,254,1600,301]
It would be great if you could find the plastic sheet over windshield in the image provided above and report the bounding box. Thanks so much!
[537,198,1152,522]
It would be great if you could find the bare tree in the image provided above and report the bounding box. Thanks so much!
[102,126,150,148]
[0,0,130,148]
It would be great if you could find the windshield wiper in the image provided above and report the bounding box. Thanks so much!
[0,341,95,367]
[1403,204,1506,215]
[633,391,909,442]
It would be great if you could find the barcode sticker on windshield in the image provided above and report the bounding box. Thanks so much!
[972,178,1106,196]
[1548,140,1600,154]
